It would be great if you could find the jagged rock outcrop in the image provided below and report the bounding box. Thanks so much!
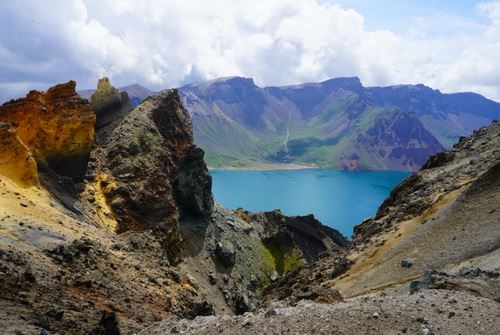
[79,82,155,107]
[84,89,213,234]
[90,77,134,129]
[352,108,445,170]
[0,81,95,179]
[0,122,38,187]
[236,209,348,272]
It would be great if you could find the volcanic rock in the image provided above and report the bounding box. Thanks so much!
[0,81,95,179]
[0,122,39,187]
[84,89,213,234]
[90,77,134,129]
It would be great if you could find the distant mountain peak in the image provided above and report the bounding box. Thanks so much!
[121,83,149,90]
[321,76,361,86]
[179,76,500,170]
[184,76,257,91]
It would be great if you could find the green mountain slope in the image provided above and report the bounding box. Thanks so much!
[179,77,500,171]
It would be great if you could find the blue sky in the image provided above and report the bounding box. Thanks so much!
[0,0,499,101]
[324,0,482,31]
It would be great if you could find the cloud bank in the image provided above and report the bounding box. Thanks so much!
[0,0,499,101]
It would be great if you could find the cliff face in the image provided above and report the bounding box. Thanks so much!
[84,89,213,234]
[335,108,445,170]
[0,81,95,179]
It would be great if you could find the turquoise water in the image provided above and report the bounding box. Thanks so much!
[210,169,409,237]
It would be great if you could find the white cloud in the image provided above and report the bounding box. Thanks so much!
[0,0,499,101]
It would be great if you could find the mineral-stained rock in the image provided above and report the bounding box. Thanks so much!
[85,89,213,233]
[0,81,96,179]
[90,77,134,129]
[0,122,39,187]
[90,77,119,105]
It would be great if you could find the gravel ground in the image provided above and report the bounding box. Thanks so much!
[140,289,499,335]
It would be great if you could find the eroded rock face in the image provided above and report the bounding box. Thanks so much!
[85,89,213,233]
[0,81,95,179]
[0,122,39,187]
[235,209,349,274]
[90,77,134,129]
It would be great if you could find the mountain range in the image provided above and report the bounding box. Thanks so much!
[79,77,500,171]
[179,77,500,170]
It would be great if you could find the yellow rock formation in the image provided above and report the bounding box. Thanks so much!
[90,77,119,105]
[0,81,95,165]
[0,122,39,187]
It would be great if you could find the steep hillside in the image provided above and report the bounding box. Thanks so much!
[256,121,499,303]
[0,80,347,335]
[179,77,500,170]
[141,122,500,335]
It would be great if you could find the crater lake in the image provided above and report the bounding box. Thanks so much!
[210,169,410,237]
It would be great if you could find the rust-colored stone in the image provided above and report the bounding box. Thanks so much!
[0,81,96,178]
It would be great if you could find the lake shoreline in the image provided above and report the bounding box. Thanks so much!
[208,163,318,171]
[211,169,410,236]
[208,164,414,173]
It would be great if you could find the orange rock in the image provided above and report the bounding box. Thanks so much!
[0,81,96,178]
[0,122,39,187]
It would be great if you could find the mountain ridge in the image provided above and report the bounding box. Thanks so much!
[77,77,499,170]
[178,76,500,170]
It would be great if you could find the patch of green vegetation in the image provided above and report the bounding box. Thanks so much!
[203,150,247,168]
[282,249,304,273]
[262,240,305,274]
[246,242,277,288]
[256,243,277,271]
[196,99,409,170]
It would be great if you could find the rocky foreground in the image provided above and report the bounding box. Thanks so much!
[0,79,498,335]
[140,289,498,335]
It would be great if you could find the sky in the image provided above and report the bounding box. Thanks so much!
[0,0,499,102]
